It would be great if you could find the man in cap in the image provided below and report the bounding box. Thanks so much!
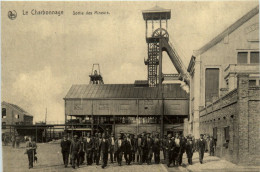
[124,133,133,165]
[165,133,175,167]
[198,134,206,164]
[93,133,99,163]
[84,132,94,165]
[78,136,85,165]
[136,134,144,165]
[131,134,137,163]
[173,132,181,166]
[145,133,154,165]
[60,134,71,168]
[153,133,161,164]
[100,133,110,169]
[70,135,81,169]
[209,136,215,156]
[95,133,102,165]
[115,132,124,166]
[185,136,195,165]
[108,133,115,163]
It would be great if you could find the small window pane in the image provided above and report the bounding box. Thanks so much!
[2,108,6,118]
[250,52,259,64]
[237,52,248,64]
[249,80,256,86]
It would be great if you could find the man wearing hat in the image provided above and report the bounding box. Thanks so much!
[185,136,195,165]
[145,133,154,165]
[115,133,124,166]
[108,133,115,163]
[165,133,175,167]
[123,133,133,165]
[84,133,94,165]
[70,135,81,169]
[100,133,110,169]
[198,134,206,164]
[60,134,71,168]
[136,134,144,165]
[95,133,102,165]
[93,133,99,163]
[153,133,161,164]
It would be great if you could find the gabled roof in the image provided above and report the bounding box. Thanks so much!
[2,101,33,117]
[193,5,259,57]
[64,84,189,100]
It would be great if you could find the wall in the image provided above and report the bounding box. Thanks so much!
[65,99,188,116]
[199,74,260,165]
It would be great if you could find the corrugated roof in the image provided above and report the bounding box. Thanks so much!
[64,84,189,99]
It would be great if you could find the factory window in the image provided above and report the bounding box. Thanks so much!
[224,126,230,141]
[250,52,259,63]
[237,52,248,64]
[15,114,20,119]
[205,68,219,105]
[249,80,256,86]
[2,108,6,118]
[213,127,217,140]
[2,122,6,129]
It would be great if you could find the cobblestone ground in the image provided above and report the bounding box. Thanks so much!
[2,142,260,172]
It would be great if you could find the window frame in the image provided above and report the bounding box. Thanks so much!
[237,49,259,64]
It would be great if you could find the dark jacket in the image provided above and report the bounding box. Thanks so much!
[198,139,206,152]
[123,138,132,153]
[61,139,71,152]
[145,137,154,151]
[70,140,81,153]
[153,137,161,151]
[84,137,94,152]
[100,138,110,153]
[164,138,175,151]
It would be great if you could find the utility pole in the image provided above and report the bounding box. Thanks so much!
[45,108,47,142]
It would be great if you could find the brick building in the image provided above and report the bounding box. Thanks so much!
[186,5,259,165]
[186,6,259,138]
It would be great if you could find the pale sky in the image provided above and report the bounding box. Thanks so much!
[1,1,259,123]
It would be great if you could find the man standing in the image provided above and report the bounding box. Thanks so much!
[136,134,144,165]
[93,133,98,163]
[173,133,181,166]
[124,133,133,165]
[131,134,137,163]
[209,136,215,156]
[70,135,81,169]
[108,133,115,163]
[145,133,154,165]
[178,135,186,166]
[153,133,160,164]
[25,136,37,169]
[185,136,195,165]
[165,134,174,167]
[78,136,85,165]
[115,133,124,166]
[162,134,167,162]
[95,133,102,165]
[100,133,110,169]
[198,134,206,164]
[60,134,71,168]
[84,133,94,165]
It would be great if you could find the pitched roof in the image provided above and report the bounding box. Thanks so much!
[2,101,33,117]
[193,5,259,57]
[142,5,171,20]
[64,84,189,99]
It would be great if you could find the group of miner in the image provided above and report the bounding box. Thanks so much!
[60,132,209,169]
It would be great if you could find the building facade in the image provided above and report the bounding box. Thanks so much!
[186,6,259,165]
[64,84,189,137]
[187,6,259,139]
[2,101,33,134]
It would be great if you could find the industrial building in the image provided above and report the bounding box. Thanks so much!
[186,5,259,165]
[64,6,191,137]
[2,101,33,135]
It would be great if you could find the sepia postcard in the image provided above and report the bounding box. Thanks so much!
[1,1,259,172]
